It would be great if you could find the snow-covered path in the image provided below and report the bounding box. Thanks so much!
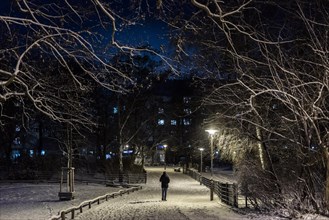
[74,167,246,220]
[1,167,326,220]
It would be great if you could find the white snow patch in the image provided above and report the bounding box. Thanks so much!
[1,167,328,220]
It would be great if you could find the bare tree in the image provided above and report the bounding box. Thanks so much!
[162,0,329,215]
[0,0,177,125]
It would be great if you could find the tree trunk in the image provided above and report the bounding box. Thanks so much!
[67,125,74,193]
[117,94,123,182]
[325,149,329,210]
[256,126,266,170]
[38,121,43,157]
[119,143,123,172]
[256,125,281,194]
[141,146,145,171]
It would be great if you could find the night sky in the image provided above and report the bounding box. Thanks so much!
[0,0,170,50]
[115,20,169,50]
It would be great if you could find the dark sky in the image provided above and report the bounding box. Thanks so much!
[0,1,11,14]
[116,20,169,50]
[0,0,170,51]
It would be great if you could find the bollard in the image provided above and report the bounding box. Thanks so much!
[210,179,214,201]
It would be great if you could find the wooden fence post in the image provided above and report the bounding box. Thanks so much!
[71,209,75,219]
[233,183,238,208]
[61,212,65,220]
[210,179,214,201]
[225,183,230,205]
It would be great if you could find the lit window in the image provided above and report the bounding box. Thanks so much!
[183,118,191,126]
[13,137,21,145]
[171,120,177,125]
[158,108,164,114]
[11,150,20,159]
[184,108,192,114]
[113,107,118,114]
[183,97,191,104]
[123,150,133,154]
[158,119,165,125]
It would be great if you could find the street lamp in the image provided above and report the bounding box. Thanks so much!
[163,144,167,170]
[198,148,204,173]
[205,129,218,178]
[205,129,218,201]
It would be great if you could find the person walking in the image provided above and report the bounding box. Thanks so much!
[159,171,170,201]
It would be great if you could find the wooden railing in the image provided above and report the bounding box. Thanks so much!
[187,169,249,208]
[49,186,142,220]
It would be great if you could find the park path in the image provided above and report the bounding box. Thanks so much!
[74,167,246,220]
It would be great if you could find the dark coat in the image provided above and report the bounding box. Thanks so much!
[159,172,170,188]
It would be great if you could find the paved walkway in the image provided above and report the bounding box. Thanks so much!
[74,167,248,220]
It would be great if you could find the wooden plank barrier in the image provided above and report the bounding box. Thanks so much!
[186,169,248,208]
[49,185,142,220]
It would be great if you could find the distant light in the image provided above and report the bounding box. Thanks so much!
[158,119,165,125]
[183,118,191,126]
[29,150,34,157]
[199,148,204,151]
[163,144,168,149]
[106,154,111,159]
[123,150,133,154]
[205,129,218,135]
[170,120,177,125]
[12,150,20,159]
[41,150,46,156]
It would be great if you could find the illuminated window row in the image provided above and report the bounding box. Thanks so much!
[157,118,191,126]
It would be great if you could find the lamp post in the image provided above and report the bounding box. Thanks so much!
[205,129,218,201]
[163,144,167,170]
[199,148,204,173]
[205,129,218,177]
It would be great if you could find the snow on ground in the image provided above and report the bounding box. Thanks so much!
[72,167,290,220]
[0,167,328,220]
[0,182,120,220]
